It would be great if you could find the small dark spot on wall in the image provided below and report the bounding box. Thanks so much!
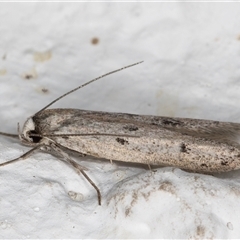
[22,68,38,80]
[91,37,99,45]
[42,88,49,94]
[123,126,138,131]
[25,74,33,79]
[201,163,208,167]
[116,137,129,145]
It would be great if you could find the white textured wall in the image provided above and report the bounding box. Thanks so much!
[1,2,240,238]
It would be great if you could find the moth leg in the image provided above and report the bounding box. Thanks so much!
[42,143,88,171]
[0,144,44,167]
[147,163,152,171]
[0,142,102,205]
[68,159,102,206]
[147,163,157,172]
[49,143,101,205]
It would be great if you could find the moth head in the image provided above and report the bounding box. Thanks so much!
[20,117,42,144]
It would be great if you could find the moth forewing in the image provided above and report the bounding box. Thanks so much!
[33,109,240,173]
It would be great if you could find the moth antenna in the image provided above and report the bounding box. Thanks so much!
[35,61,143,116]
[0,131,19,139]
[0,145,43,167]
[29,133,140,138]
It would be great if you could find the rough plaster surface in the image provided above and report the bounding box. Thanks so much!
[1,2,240,238]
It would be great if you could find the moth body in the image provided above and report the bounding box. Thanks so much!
[1,61,240,205]
[22,108,240,173]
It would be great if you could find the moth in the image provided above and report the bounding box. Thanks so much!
[1,61,240,205]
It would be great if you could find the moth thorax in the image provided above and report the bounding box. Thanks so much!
[22,117,42,143]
